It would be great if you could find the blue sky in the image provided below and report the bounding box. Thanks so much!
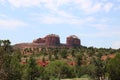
[0,0,120,49]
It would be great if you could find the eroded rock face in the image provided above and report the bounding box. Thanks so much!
[14,34,81,51]
[66,35,80,46]
[32,34,80,47]
[45,34,60,46]
[33,38,45,43]
[33,34,60,46]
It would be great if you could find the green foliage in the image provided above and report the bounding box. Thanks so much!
[76,54,83,66]
[1,39,120,80]
[60,49,67,58]
[107,53,120,80]
[0,40,22,80]
[45,60,74,79]
[91,57,107,80]
[8,51,22,80]
[22,55,41,80]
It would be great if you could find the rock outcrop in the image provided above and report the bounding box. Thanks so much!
[66,35,80,46]
[33,38,45,44]
[15,34,81,49]
[33,34,60,46]
[45,34,60,46]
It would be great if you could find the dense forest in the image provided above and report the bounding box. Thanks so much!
[0,40,120,80]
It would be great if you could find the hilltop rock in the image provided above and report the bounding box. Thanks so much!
[66,35,80,46]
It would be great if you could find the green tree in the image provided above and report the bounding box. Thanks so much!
[76,54,83,66]
[22,55,40,80]
[0,40,13,80]
[60,49,67,58]
[92,57,106,80]
[9,50,22,80]
[107,53,120,80]
[45,60,74,80]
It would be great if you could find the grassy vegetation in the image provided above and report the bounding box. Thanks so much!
[1,40,120,80]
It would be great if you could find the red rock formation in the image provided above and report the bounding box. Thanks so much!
[15,34,81,49]
[45,34,60,46]
[32,34,60,46]
[66,35,80,46]
[33,38,45,43]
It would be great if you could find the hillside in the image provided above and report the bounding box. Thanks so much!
[1,39,120,80]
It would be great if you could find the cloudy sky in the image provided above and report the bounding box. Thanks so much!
[0,0,120,49]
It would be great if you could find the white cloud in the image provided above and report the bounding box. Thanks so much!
[56,10,76,18]
[40,15,63,24]
[33,13,95,25]
[79,24,120,38]
[75,1,113,13]
[101,0,108,2]
[90,3,102,13]
[0,0,5,3]
[114,5,120,10]
[85,17,95,22]
[103,2,113,12]
[7,0,41,8]
[0,14,8,18]
[4,0,115,14]
[0,19,28,29]
[75,0,92,12]
[3,0,115,26]
[81,29,120,38]
[42,0,57,11]
[0,0,6,5]
[56,0,71,6]
[75,0,103,13]
[91,24,108,30]
[112,41,120,49]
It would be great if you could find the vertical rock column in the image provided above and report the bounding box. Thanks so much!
[66,35,81,46]
[45,34,60,46]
